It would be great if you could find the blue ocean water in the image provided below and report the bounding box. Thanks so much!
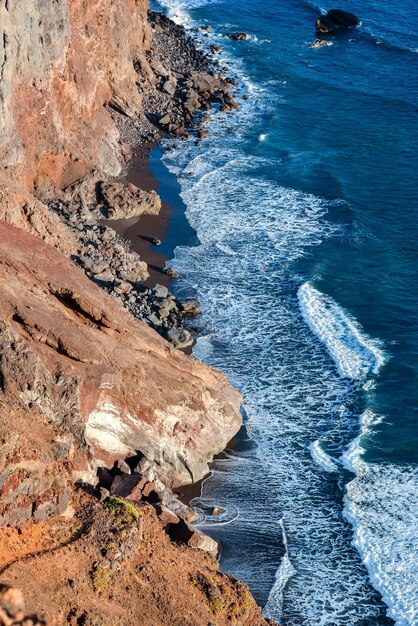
[151,0,418,624]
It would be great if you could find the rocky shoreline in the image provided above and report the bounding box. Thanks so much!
[42,10,240,351]
[0,2,278,624]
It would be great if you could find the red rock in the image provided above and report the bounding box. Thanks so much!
[153,504,180,526]
[0,222,242,490]
[141,481,157,498]
[110,474,148,500]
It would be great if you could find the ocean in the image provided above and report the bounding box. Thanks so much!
[150,0,418,624]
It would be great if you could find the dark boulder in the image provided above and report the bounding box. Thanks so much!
[316,9,359,34]
[229,32,249,41]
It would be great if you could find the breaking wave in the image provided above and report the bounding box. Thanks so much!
[298,282,386,380]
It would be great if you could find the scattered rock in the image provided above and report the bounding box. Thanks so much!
[93,269,115,283]
[115,460,131,474]
[114,280,133,296]
[164,267,179,278]
[150,59,170,78]
[168,519,219,557]
[163,76,177,96]
[181,299,202,316]
[153,503,180,526]
[153,284,169,299]
[316,9,359,34]
[159,114,171,126]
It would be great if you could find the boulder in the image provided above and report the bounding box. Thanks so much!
[160,488,197,522]
[163,76,177,96]
[158,299,178,319]
[93,269,115,283]
[316,9,359,34]
[110,474,148,500]
[167,327,194,349]
[159,114,171,126]
[153,504,180,526]
[181,299,202,316]
[164,267,179,278]
[230,32,249,41]
[169,519,219,557]
[102,182,162,220]
[153,284,169,299]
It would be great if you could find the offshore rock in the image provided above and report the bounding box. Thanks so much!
[0,222,242,489]
[316,9,359,34]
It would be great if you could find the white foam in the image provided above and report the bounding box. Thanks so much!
[310,439,339,473]
[342,413,418,625]
[154,4,411,623]
[298,282,386,380]
[264,517,297,622]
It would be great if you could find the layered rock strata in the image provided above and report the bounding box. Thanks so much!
[0,221,242,495]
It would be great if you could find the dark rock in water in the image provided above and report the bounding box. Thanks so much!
[229,32,249,41]
[316,9,359,34]
[181,299,202,316]
[167,327,194,350]
[309,39,330,48]
[164,267,179,278]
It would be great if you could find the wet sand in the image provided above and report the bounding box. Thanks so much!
[108,146,172,288]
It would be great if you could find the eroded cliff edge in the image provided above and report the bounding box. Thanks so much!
[0,2,277,624]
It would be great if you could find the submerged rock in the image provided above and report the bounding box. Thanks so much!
[316,9,359,34]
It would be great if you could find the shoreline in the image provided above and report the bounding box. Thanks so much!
[107,145,173,288]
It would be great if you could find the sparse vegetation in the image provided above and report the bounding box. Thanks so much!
[92,564,111,593]
[102,497,139,522]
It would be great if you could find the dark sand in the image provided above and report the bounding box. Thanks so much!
[108,146,172,288]
[108,145,198,289]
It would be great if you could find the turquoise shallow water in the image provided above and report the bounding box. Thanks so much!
[150,0,418,623]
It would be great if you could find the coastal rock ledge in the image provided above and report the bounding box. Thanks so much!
[0,221,242,496]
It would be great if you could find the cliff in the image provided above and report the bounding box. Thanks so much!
[0,1,275,624]
[0,0,152,192]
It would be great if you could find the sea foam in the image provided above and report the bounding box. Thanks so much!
[342,411,418,626]
[154,1,410,623]
[298,282,386,380]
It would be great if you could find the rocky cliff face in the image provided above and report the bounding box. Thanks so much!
[0,1,267,624]
[0,221,242,500]
[0,0,152,192]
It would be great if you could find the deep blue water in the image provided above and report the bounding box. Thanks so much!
[151,0,418,624]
